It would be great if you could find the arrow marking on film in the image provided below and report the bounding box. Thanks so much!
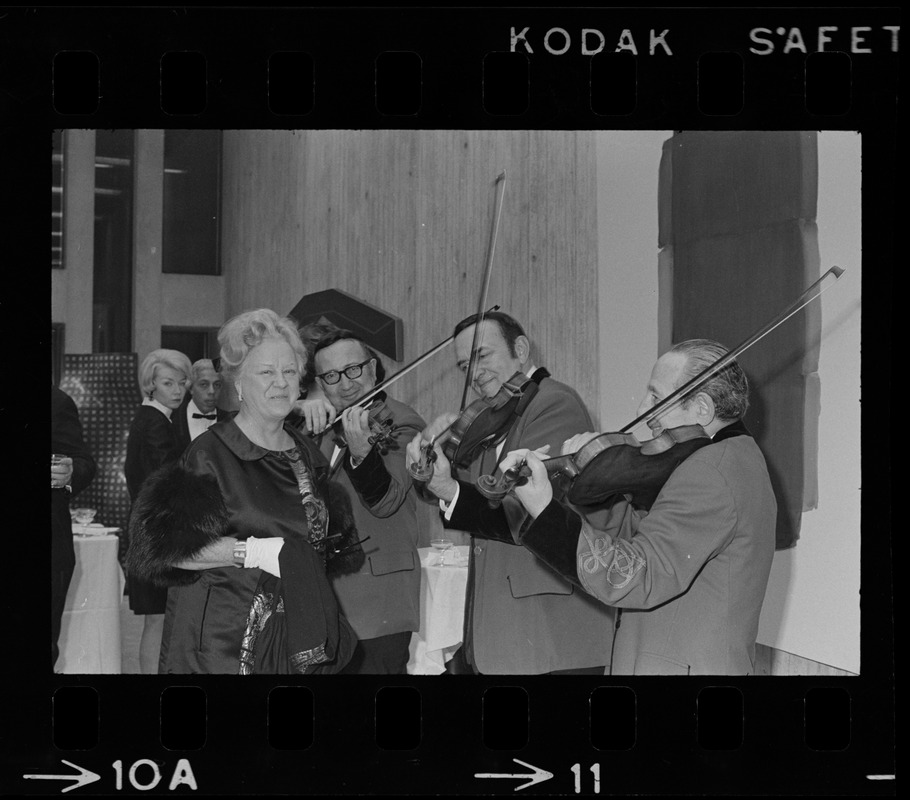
[475,758,554,791]
[23,760,101,793]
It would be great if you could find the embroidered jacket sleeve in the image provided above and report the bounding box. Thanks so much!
[520,452,739,609]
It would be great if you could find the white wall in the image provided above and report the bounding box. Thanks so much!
[595,131,669,430]
[756,132,862,673]
[595,130,862,674]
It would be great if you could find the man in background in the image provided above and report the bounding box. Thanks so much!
[51,385,96,670]
[173,358,229,453]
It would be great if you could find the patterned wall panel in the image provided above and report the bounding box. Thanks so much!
[60,353,140,561]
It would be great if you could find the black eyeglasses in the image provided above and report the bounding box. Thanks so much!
[316,358,374,385]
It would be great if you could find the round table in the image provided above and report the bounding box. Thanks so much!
[55,529,124,674]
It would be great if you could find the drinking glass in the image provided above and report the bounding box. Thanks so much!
[51,453,66,489]
[72,508,97,527]
[430,538,454,567]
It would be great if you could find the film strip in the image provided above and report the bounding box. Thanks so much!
[6,4,896,796]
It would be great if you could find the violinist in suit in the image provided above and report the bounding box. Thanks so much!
[406,311,614,675]
[173,359,231,454]
[51,385,96,669]
[498,339,777,675]
[296,330,425,674]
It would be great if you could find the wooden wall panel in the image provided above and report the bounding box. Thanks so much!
[221,130,600,426]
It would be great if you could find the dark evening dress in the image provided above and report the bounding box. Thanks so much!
[125,402,181,615]
[152,419,357,674]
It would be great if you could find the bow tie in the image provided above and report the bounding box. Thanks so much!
[192,412,217,420]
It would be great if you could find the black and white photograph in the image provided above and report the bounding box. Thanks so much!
[4,4,897,796]
[49,128,862,680]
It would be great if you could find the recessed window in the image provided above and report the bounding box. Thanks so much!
[162,130,222,275]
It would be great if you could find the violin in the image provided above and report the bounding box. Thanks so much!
[476,424,711,509]
[306,303,502,456]
[329,391,396,454]
[409,170,510,483]
[475,266,846,510]
[409,370,541,480]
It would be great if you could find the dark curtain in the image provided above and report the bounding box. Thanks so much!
[659,131,821,549]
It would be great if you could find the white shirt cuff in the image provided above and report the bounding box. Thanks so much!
[439,481,461,521]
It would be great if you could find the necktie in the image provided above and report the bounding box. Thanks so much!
[192,413,217,420]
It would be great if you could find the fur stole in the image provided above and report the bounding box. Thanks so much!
[127,463,228,587]
[127,462,363,588]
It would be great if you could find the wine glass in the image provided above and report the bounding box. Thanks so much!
[72,508,97,530]
[51,453,67,489]
[430,538,454,567]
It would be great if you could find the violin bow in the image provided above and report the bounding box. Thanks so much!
[478,265,846,499]
[409,171,507,480]
[622,265,845,437]
[458,170,508,412]
[349,303,502,414]
[423,171,508,453]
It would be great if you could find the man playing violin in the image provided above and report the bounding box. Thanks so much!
[498,339,777,675]
[297,329,426,674]
[406,311,614,675]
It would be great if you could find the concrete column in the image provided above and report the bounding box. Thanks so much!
[62,129,96,353]
[594,130,668,432]
[132,130,164,359]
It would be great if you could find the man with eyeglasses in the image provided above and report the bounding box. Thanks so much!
[297,329,425,674]
[406,311,614,675]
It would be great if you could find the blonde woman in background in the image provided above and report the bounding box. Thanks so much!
[124,348,192,673]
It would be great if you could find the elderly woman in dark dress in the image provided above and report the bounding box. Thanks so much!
[124,348,192,674]
[127,309,358,674]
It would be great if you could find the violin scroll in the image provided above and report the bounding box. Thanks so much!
[475,462,532,506]
[407,441,438,483]
[331,394,398,455]
[364,402,395,453]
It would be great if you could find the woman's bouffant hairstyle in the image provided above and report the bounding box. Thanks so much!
[217,308,308,384]
[138,349,193,396]
[669,338,750,421]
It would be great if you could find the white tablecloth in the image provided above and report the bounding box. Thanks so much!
[407,545,469,675]
[55,531,124,674]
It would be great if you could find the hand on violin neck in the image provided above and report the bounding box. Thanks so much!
[295,397,337,434]
[405,430,457,502]
[498,447,553,518]
[339,406,374,460]
[562,431,601,456]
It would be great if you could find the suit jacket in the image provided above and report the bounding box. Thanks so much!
[51,387,96,570]
[316,397,425,641]
[521,423,777,675]
[124,404,181,502]
[172,394,231,456]
[445,372,616,674]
